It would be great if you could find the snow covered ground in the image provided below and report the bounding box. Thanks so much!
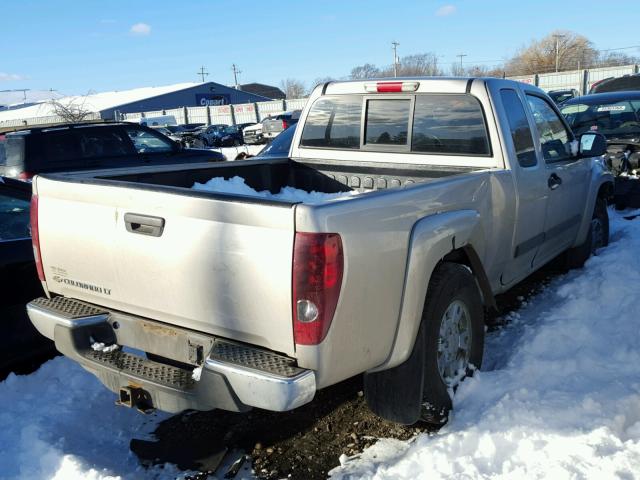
[332,209,640,479]
[1,208,639,480]
[0,358,181,479]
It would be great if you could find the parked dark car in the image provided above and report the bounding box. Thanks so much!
[560,91,640,142]
[561,91,640,207]
[198,124,228,147]
[149,124,207,148]
[180,123,205,131]
[548,89,579,105]
[590,74,640,94]
[0,122,225,179]
[0,177,53,372]
[204,124,257,147]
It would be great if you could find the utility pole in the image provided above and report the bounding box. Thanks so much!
[231,64,241,89]
[456,54,467,75]
[197,66,209,83]
[553,34,566,72]
[391,41,400,77]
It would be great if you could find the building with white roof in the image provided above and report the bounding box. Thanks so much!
[0,81,273,126]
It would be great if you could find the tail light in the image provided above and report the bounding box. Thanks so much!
[292,233,343,345]
[18,171,34,180]
[282,119,288,130]
[30,194,46,282]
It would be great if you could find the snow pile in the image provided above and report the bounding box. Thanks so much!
[331,208,640,479]
[0,357,178,479]
[91,342,119,353]
[193,175,359,204]
[191,365,203,382]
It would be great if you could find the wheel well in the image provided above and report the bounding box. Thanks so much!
[598,182,614,201]
[440,246,496,311]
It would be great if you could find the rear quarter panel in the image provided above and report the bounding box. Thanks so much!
[294,170,515,387]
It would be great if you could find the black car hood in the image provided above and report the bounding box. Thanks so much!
[606,136,640,147]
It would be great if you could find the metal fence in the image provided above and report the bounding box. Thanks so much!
[507,64,639,95]
[120,98,307,127]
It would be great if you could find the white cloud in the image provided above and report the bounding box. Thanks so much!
[435,5,456,16]
[130,23,151,36]
[0,72,26,82]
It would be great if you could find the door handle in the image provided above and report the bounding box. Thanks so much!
[124,213,165,237]
[548,173,562,190]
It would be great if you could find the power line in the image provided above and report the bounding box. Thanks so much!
[451,44,640,68]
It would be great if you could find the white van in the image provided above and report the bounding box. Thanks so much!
[137,115,177,127]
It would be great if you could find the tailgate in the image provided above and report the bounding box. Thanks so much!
[35,176,297,356]
[262,120,282,135]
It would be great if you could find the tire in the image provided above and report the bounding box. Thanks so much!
[233,139,240,147]
[566,197,609,269]
[419,263,484,425]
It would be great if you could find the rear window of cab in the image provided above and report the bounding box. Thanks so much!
[300,94,490,156]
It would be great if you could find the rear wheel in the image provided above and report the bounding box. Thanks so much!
[419,263,484,425]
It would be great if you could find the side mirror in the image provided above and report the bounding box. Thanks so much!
[579,132,607,157]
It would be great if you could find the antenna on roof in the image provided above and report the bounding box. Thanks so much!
[197,66,209,83]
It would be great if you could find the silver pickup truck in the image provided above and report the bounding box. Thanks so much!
[27,78,612,425]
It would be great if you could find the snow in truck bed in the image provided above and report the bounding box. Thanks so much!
[1,208,640,479]
[192,175,360,203]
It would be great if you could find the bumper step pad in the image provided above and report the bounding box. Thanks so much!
[31,296,108,319]
[209,340,303,378]
[83,350,195,390]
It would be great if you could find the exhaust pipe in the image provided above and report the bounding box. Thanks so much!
[118,386,154,413]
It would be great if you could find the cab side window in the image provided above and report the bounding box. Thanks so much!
[526,95,572,163]
[500,89,536,168]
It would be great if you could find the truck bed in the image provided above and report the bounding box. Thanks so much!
[77,157,480,201]
[35,157,483,358]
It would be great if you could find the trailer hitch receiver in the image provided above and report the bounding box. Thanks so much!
[117,386,154,413]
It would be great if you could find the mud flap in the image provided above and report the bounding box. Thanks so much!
[363,322,425,425]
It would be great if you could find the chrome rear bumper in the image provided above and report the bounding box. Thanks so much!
[27,297,316,414]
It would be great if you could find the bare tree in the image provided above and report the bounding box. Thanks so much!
[505,30,598,75]
[393,53,443,77]
[597,50,640,68]
[280,78,307,99]
[350,63,380,79]
[49,95,93,123]
[450,63,503,77]
[450,62,465,77]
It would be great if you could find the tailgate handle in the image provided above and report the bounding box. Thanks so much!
[124,213,165,237]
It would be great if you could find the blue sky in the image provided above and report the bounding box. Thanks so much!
[1,0,638,95]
